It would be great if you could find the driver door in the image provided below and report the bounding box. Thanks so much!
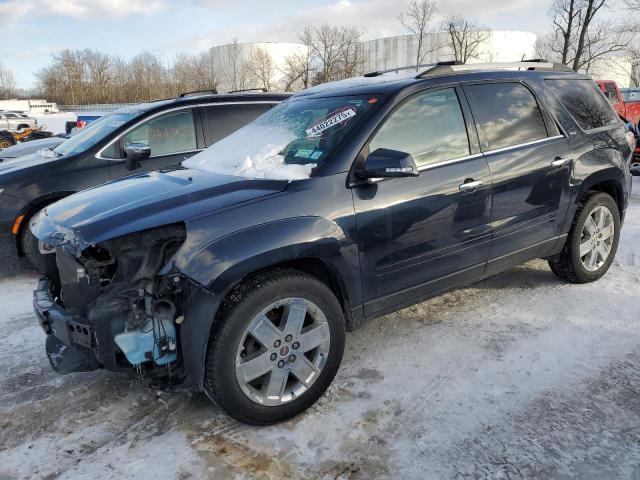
[352,86,492,318]
[106,108,204,179]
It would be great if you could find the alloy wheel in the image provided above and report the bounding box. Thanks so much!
[579,205,615,272]
[235,298,331,406]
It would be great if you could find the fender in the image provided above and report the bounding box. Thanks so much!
[171,216,362,389]
[567,146,629,228]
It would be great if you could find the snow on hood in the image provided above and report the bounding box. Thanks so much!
[182,124,313,180]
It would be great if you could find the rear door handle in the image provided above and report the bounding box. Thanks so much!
[459,179,484,192]
[551,156,572,168]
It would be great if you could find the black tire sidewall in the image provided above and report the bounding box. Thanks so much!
[205,272,346,425]
[568,193,621,283]
[20,224,52,273]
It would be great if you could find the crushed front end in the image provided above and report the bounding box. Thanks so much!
[33,223,188,380]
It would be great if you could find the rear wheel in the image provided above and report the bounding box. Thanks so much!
[204,270,345,425]
[549,192,620,283]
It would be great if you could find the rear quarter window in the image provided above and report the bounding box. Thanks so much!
[466,82,549,151]
[545,79,619,131]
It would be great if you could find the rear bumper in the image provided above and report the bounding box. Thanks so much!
[33,277,99,373]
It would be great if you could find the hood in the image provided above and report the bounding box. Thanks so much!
[0,149,65,176]
[0,137,65,161]
[30,168,288,252]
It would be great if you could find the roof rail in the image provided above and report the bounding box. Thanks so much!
[416,60,574,78]
[178,89,218,98]
[363,64,435,77]
[227,88,268,94]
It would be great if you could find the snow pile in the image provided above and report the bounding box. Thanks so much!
[32,112,76,135]
[183,124,313,180]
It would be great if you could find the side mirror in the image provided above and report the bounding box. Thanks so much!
[125,143,151,171]
[357,148,419,179]
[631,162,640,177]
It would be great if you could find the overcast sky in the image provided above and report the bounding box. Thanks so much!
[0,0,553,89]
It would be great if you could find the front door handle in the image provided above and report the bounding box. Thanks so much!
[551,156,572,168]
[459,179,485,193]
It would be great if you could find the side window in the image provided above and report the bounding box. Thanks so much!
[206,104,274,143]
[545,79,618,131]
[119,109,197,158]
[368,88,470,168]
[466,83,549,151]
[604,83,620,104]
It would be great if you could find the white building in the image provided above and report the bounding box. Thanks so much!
[360,31,538,73]
[0,99,59,114]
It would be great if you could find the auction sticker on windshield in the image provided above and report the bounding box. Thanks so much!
[306,107,356,137]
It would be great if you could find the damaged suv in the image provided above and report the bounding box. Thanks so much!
[32,62,633,425]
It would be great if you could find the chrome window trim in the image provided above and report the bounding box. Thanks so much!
[360,134,566,185]
[95,101,279,160]
[481,135,564,156]
[417,152,484,172]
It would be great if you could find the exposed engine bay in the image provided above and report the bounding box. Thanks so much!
[34,223,188,380]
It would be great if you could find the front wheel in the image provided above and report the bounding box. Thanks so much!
[204,270,345,425]
[549,192,621,283]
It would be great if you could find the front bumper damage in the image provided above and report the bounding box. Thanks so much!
[33,277,100,374]
[32,223,188,379]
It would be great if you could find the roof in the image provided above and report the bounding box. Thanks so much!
[114,92,293,115]
[294,61,587,99]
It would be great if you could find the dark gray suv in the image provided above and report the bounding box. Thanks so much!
[31,62,633,424]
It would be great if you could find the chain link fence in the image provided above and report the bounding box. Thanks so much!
[58,103,137,113]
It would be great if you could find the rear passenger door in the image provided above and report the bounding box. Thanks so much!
[353,86,492,317]
[201,103,276,146]
[463,82,573,273]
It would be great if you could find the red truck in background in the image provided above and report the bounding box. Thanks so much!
[596,80,640,127]
[596,80,640,174]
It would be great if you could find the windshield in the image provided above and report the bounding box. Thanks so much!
[183,95,380,179]
[53,112,138,157]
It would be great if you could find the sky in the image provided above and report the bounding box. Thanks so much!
[0,0,554,90]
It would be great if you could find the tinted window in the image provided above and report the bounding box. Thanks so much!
[467,83,549,151]
[206,104,274,143]
[369,88,470,168]
[54,112,138,157]
[120,109,197,158]
[604,82,619,104]
[545,79,618,131]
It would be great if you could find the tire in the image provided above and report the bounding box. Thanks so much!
[17,124,29,131]
[204,270,346,425]
[20,216,56,274]
[549,192,620,283]
[0,131,15,149]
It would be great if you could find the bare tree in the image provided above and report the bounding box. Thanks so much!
[252,46,277,91]
[280,49,311,91]
[399,0,438,67]
[441,14,491,64]
[299,24,363,85]
[0,63,16,99]
[537,0,627,72]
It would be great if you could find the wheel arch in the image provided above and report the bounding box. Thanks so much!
[176,217,363,390]
[575,172,625,218]
[15,191,75,255]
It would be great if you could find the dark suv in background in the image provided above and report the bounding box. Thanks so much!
[31,62,633,424]
[0,91,289,271]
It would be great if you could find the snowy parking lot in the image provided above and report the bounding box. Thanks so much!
[1,178,639,479]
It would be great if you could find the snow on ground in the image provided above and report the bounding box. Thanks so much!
[32,112,77,135]
[1,178,639,479]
